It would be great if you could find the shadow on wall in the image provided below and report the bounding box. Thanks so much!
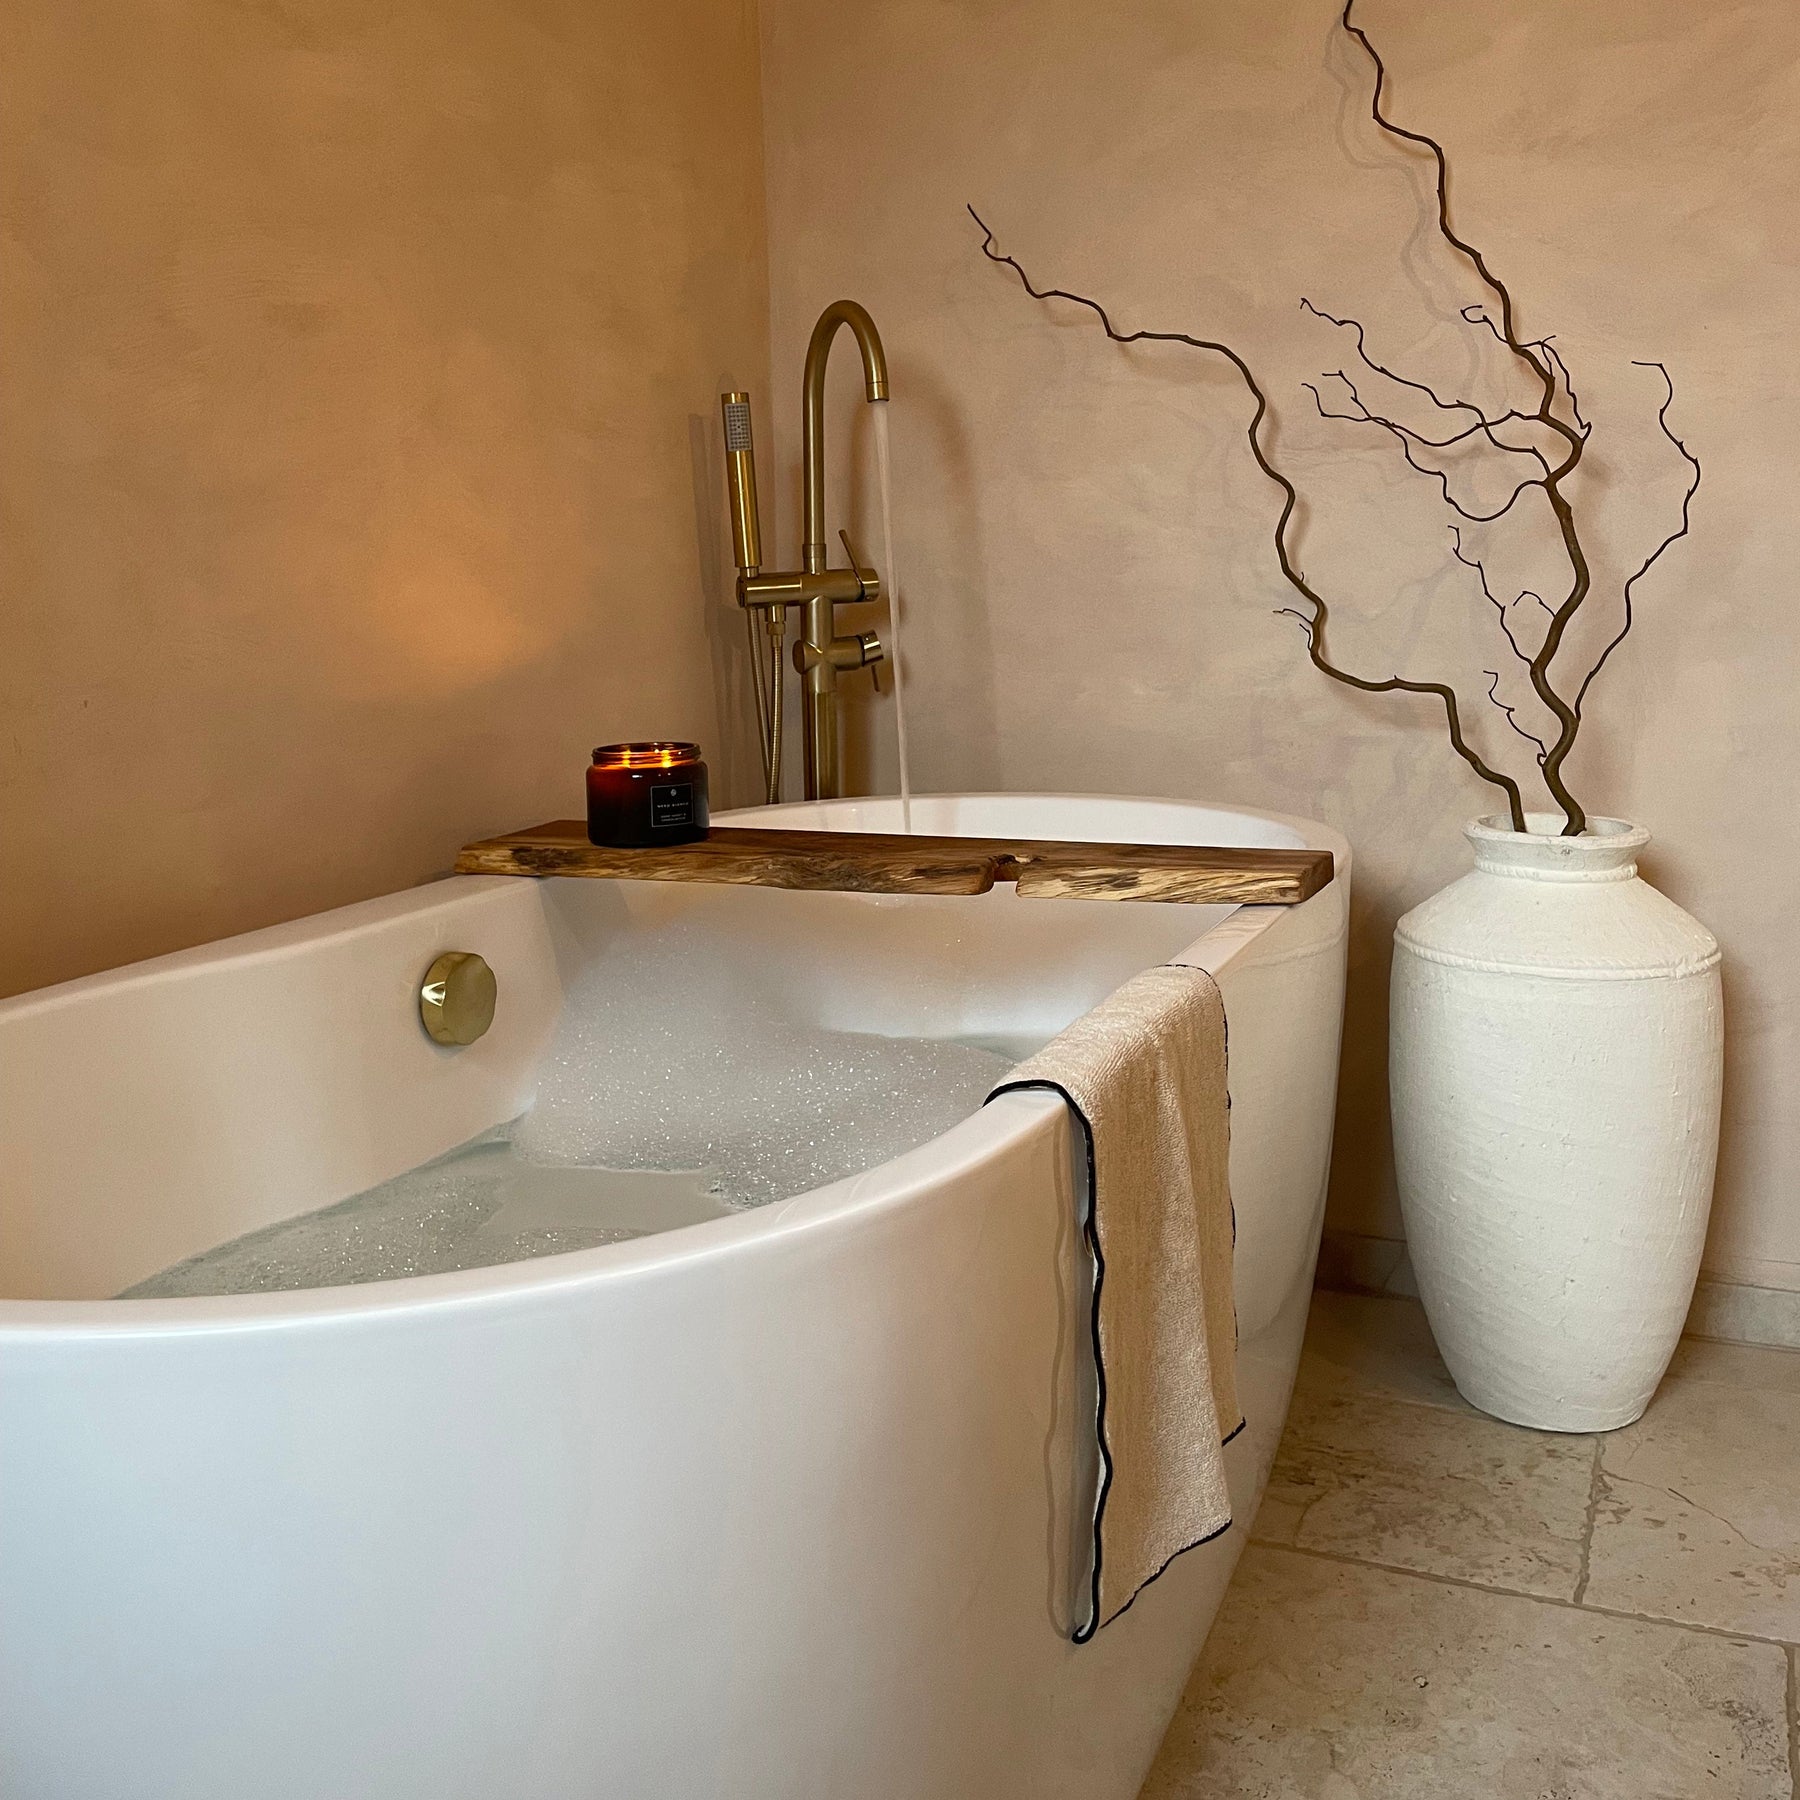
[1329,885,1399,1233]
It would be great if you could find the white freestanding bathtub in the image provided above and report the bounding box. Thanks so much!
[0,794,1347,1800]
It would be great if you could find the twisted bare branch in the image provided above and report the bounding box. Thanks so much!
[1460,316,1590,441]
[1484,669,1550,760]
[1301,297,1510,428]
[969,0,1700,842]
[1307,376,1549,519]
[1574,361,1701,717]
[1322,369,1546,464]
[1451,528,1540,668]
[1341,0,1591,832]
[1539,339,1589,436]
[1301,298,1559,469]
[969,204,1528,829]
[1346,12,1550,397]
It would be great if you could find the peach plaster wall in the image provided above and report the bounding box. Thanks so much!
[1,0,770,999]
[758,0,1800,1288]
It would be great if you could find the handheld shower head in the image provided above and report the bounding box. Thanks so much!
[720,392,763,575]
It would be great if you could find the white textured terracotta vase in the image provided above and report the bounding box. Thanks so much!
[1390,814,1723,1432]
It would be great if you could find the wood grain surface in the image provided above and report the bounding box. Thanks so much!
[455,821,1334,906]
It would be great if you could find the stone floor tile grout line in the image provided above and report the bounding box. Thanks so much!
[1257,1537,1800,1655]
[1150,1299,1800,1794]
[1788,1645,1799,1800]
[1572,1436,1605,1606]
[1305,1377,1479,1423]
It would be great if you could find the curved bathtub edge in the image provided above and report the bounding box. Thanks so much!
[3,806,1349,1339]
[0,1089,1071,1341]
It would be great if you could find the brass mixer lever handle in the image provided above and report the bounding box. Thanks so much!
[837,530,881,603]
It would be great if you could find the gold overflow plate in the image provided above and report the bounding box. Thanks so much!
[419,951,497,1046]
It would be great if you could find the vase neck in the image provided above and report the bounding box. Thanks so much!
[1465,813,1648,884]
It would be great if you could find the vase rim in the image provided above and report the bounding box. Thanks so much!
[1465,813,1647,881]
[1468,812,1648,847]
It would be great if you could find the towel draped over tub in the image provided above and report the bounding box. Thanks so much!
[988,960,1240,1642]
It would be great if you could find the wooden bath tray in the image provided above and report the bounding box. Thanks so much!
[455,820,1333,906]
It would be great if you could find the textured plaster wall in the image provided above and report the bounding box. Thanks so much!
[1,0,769,999]
[760,0,1800,1285]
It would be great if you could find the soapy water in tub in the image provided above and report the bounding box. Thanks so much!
[122,923,1035,1298]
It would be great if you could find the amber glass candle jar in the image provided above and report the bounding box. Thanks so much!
[587,742,710,848]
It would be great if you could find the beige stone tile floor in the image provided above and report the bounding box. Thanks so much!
[1142,1291,1800,1799]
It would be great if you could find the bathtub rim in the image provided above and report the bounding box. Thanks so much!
[0,793,1348,1338]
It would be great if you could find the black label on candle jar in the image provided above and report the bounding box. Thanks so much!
[650,782,695,829]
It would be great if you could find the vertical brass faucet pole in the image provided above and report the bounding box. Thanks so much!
[800,302,889,799]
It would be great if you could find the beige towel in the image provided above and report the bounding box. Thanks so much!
[990,961,1239,1641]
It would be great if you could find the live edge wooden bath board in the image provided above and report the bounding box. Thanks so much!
[455,821,1334,907]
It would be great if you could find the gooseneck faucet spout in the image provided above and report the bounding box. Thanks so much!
[721,301,890,803]
[802,301,889,576]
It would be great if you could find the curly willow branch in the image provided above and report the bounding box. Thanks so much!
[1574,361,1701,717]
[968,204,1528,829]
[971,0,1700,839]
[1300,299,1547,455]
[1453,533,1536,674]
[1484,669,1549,761]
[1306,376,1548,519]
[1340,0,1590,833]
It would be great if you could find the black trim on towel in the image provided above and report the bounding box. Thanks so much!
[985,1076,1243,1644]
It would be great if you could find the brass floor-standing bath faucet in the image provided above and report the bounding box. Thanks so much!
[720,301,888,802]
